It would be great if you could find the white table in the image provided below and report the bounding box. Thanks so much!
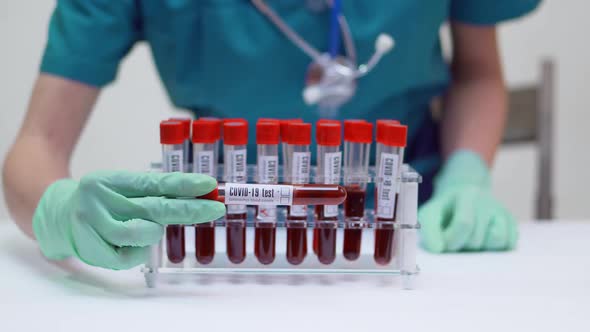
[1,220,588,332]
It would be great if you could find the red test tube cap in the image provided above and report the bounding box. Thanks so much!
[258,118,280,123]
[199,117,223,136]
[344,120,373,143]
[169,118,191,139]
[279,119,303,143]
[376,119,400,143]
[377,123,408,147]
[376,119,400,127]
[256,121,280,145]
[287,122,312,145]
[223,121,249,145]
[223,118,248,124]
[160,120,186,145]
[317,119,341,124]
[192,120,221,144]
[316,121,341,146]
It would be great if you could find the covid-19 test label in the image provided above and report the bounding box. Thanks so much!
[224,183,294,205]
[195,150,215,176]
[164,150,183,173]
[376,153,400,219]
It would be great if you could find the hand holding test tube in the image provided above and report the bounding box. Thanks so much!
[31,170,226,270]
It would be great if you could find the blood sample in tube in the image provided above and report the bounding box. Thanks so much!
[195,223,215,264]
[255,223,276,265]
[315,121,342,264]
[374,121,407,265]
[254,120,280,264]
[165,225,185,264]
[315,121,342,221]
[344,185,367,218]
[213,183,346,206]
[223,121,249,263]
[286,223,308,265]
[374,223,395,265]
[285,122,311,264]
[160,120,188,264]
[226,221,246,264]
[317,225,337,264]
[192,119,221,264]
[342,120,372,261]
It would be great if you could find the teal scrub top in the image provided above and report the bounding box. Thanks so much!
[41,0,540,175]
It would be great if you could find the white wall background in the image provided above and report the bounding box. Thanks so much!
[0,1,588,222]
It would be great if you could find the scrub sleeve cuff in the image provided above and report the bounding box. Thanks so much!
[450,0,542,25]
[40,54,119,87]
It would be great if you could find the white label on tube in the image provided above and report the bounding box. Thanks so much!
[376,153,399,219]
[290,205,308,217]
[323,205,339,218]
[323,151,341,217]
[323,152,342,183]
[227,205,247,214]
[291,152,311,183]
[195,150,215,176]
[164,150,183,173]
[230,149,247,183]
[257,205,277,219]
[258,156,278,183]
[224,183,294,205]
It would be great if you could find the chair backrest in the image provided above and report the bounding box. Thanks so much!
[503,60,555,220]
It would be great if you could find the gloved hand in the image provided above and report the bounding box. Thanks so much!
[33,171,225,270]
[419,150,518,253]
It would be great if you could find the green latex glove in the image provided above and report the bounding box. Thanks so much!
[419,150,518,253]
[33,171,225,270]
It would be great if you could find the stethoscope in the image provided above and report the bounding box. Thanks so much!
[251,0,395,115]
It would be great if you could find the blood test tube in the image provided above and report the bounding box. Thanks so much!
[342,120,373,261]
[255,121,280,264]
[314,121,342,264]
[160,120,187,264]
[223,120,248,264]
[285,122,311,265]
[312,118,341,255]
[373,119,400,213]
[169,117,192,172]
[192,120,221,264]
[374,121,407,265]
[214,183,346,206]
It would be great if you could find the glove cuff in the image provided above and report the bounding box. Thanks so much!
[434,150,491,194]
[33,178,78,260]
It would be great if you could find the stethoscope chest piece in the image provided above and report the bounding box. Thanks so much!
[304,53,357,110]
[252,0,394,113]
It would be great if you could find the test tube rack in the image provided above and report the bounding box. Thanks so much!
[142,164,421,289]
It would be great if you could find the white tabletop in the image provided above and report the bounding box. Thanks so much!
[0,220,588,332]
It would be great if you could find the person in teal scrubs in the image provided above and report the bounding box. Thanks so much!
[3,1,540,269]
